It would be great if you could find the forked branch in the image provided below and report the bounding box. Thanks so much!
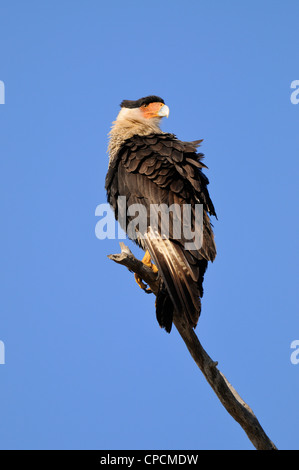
[108,242,277,450]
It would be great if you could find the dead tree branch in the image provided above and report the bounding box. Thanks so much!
[108,242,277,450]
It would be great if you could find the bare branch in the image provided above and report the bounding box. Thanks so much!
[108,243,278,450]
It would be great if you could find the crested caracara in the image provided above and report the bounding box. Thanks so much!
[105,95,216,333]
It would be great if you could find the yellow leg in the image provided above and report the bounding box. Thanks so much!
[141,250,158,273]
[134,250,158,292]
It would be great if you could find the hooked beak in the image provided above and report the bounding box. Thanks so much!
[157,104,170,118]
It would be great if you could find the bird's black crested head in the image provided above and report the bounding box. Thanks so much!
[120,95,165,109]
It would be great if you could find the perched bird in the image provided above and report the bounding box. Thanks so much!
[105,96,216,333]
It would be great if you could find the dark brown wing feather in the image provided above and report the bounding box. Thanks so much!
[105,133,216,332]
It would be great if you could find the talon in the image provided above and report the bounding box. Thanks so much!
[134,273,147,290]
[134,273,152,294]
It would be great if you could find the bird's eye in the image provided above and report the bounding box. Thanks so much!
[142,104,148,108]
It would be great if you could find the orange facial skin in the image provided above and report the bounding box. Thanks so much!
[140,101,165,119]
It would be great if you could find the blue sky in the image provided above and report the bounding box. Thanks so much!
[0,0,298,450]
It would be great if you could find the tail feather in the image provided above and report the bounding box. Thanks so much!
[144,228,202,331]
[155,280,174,333]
